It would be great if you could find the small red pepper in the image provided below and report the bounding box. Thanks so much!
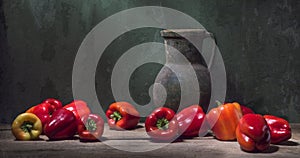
[145,107,179,141]
[78,114,104,141]
[176,105,206,137]
[240,105,255,115]
[263,115,291,144]
[106,102,140,130]
[236,114,271,152]
[44,108,77,140]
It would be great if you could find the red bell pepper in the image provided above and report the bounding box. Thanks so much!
[78,114,104,141]
[236,114,271,152]
[26,98,62,127]
[26,103,55,127]
[145,107,178,141]
[44,98,63,110]
[206,102,243,140]
[176,105,206,137]
[26,98,62,113]
[44,108,77,140]
[64,100,91,124]
[106,102,140,130]
[241,105,255,115]
[263,115,291,144]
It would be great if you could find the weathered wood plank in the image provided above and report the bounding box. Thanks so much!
[0,124,299,158]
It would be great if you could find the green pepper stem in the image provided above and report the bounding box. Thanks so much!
[21,121,33,133]
[110,111,122,123]
[156,118,169,130]
[216,100,222,107]
[86,118,97,132]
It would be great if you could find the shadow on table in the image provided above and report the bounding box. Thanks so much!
[277,140,299,146]
[261,145,279,153]
[46,135,80,142]
[100,137,150,141]
[135,125,144,129]
[241,145,279,154]
[78,136,156,143]
[13,138,45,141]
[79,136,109,143]
[246,140,299,153]
[147,138,185,143]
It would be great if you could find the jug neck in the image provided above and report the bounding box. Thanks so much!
[161,29,213,66]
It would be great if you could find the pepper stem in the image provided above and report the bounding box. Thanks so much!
[216,100,223,107]
[156,118,169,130]
[21,121,33,133]
[110,111,122,123]
[86,118,97,132]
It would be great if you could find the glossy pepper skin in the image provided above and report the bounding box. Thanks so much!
[78,114,104,141]
[26,98,62,113]
[106,102,140,130]
[43,98,63,110]
[64,100,91,124]
[26,103,56,127]
[44,108,77,140]
[176,105,206,137]
[206,102,243,140]
[240,105,255,115]
[11,113,42,140]
[145,107,179,141]
[236,114,271,152]
[26,98,62,127]
[263,115,291,144]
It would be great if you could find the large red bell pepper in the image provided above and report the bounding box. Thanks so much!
[206,102,243,140]
[44,98,63,110]
[44,108,77,140]
[263,115,291,144]
[145,107,178,141]
[78,114,104,141]
[64,100,91,132]
[26,98,62,113]
[106,102,140,130]
[236,114,271,152]
[240,105,255,115]
[26,98,62,127]
[176,105,206,137]
[26,103,53,127]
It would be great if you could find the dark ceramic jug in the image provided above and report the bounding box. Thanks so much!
[153,29,212,112]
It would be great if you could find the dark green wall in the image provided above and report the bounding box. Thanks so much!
[0,0,299,123]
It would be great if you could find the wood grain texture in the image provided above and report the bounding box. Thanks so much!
[0,123,299,158]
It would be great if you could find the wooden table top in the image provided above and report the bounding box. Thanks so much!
[0,123,299,158]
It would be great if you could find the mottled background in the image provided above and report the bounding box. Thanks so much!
[0,0,299,123]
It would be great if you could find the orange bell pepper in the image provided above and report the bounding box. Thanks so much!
[206,101,243,140]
